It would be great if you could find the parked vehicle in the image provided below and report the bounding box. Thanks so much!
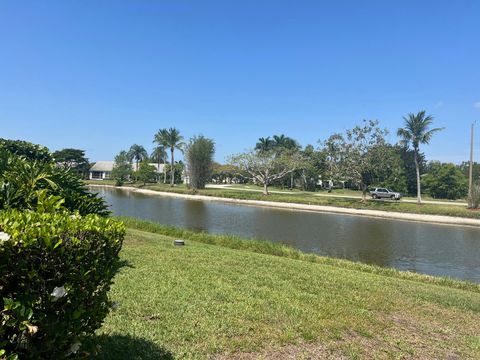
[370,188,402,200]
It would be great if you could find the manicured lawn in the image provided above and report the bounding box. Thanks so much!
[95,226,480,359]
[85,180,480,219]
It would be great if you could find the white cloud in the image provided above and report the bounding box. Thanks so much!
[474,101,480,109]
[434,101,444,108]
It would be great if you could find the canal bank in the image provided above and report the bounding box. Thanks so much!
[91,185,480,282]
[88,184,480,227]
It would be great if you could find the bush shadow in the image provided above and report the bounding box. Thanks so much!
[93,334,174,360]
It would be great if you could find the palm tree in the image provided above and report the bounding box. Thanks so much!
[154,128,185,186]
[150,146,167,183]
[397,111,444,203]
[272,134,299,151]
[127,144,148,172]
[255,137,273,152]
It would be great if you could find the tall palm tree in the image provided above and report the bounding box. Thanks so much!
[255,137,273,153]
[154,128,185,186]
[397,111,444,203]
[127,144,148,171]
[150,146,168,183]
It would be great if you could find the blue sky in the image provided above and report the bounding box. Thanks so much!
[1,1,479,163]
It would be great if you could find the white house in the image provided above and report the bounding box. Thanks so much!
[89,161,115,180]
[89,162,166,180]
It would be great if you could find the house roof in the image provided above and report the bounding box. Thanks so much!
[90,161,165,173]
[90,161,114,172]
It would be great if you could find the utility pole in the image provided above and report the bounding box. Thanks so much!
[468,121,476,205]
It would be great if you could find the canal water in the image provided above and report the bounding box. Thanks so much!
[93,187,480,282]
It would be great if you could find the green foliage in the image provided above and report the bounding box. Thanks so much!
[398,146,426,195]
[423,162,468,200]
[212,163,245,184]
[127,144,148,170]
[0,138,52,162]
[135,161,157,185]
[185,135,215,189]
[164,162,184,184]
[0,210,125,359]
[230,149,303,195]
[0,150,109,216]
[154,128,185,186]
[111,151,132,186]
[52,148,90,179]
[397,111,444,202]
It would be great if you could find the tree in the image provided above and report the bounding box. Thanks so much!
[164,161,185,184]
[398,146,426,195]
[135,160,157,185]
[423,162,468,200]
[150,146,167,183]
[154,128,185,186]
[272,134,299,152]
[127,144,148,171]
[111,150,132,186]
[212,163,244,184]
[230,149,302,195]
[319,134,344,187]
[336,120,390,201]
[185,135,215,190]
[255,137,274,153]
[459,161,480,183]
[299,144,326,191]
[367,144,408,193]
[52,148,90,178]
[397,111,444,203]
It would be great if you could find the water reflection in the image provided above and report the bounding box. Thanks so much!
[93,187,480,282]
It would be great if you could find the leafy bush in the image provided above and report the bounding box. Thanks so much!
[0,138,52,162]
[185,135,215,189]
[0,150,109,216]
[0,210,125,359]
[423,162,468,200]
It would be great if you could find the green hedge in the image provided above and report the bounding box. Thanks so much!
[0,210,125,359]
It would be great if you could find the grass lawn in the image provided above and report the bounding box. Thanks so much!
[94,225,480,359]
[85,180,480,219]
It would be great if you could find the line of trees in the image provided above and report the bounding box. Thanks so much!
[227,111,476,203]
[111,128,216,190]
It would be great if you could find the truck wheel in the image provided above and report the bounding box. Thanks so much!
[372,194,378,199]
[391,195,395,200]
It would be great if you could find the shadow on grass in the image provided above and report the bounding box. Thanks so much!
[94,334,174,360]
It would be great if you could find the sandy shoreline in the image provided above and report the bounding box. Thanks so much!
[87,184,480,227]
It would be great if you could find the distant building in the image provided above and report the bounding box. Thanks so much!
[89,161,165,180]
[89,161,115,180]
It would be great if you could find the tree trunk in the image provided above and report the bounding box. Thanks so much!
[414,148,422,204]
[157,160,161,183]
[263,181,269,195]
[361,183,367,202]
[163,161,167,183]
[290,173,294,189]
[170,148,175,186]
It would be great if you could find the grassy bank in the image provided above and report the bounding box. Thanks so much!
[95,223,480,359]
[85,181,480,219]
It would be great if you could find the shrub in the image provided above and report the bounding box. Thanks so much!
[185,135,215,189]
[0,151,109,216]
[423,162,468,200]
[0,138,52,162]
[0,210,125,359]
